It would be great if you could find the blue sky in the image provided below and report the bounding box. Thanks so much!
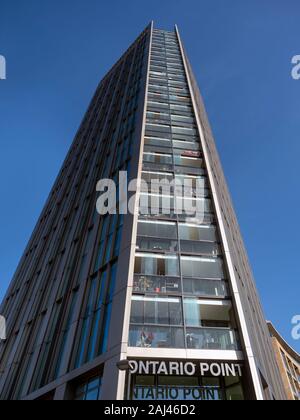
[0,0,299,352]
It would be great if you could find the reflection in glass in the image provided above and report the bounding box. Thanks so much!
[181,256,225,279]
[129,326,185,349]
[183,278,227,297]
[135,253,180,277]
[185,328,240,351]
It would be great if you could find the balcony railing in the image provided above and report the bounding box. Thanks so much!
[129,325,185,349]
[180,240,221,256]
[136,237,178,253]
[183,278,228,298]
[133,274,181,294]
[129,325,241,351]
[186,327,241,351]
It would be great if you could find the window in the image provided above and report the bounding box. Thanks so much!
[150,71,167,77]
[171,114,195,124]
[185,327,240,351]
[170,104,192,111]
[174,155,203,169]
[137,220,177,239]
[104,216,117,264]
[75,276,98,368]
[143,152,173,165]
[183,278,227,297]
[139,193,176,217]
[74,376,102,401]
[132,374,244,401]
[179,224,217,242]
[225,376,245,400]
[176,197,212,218]
[54,289,78,379]
[130,296,183,326]
[144,137,172,149]
[148,93,170,103]
[149,64,167,75]
[98,263,118,355]
[175,175,209,197]
[172,132,198,143]
[75,263,117,368]
[181,256,225,279]
[113,215,124,257]
[141,171,174,192]
[94,217,109,271]
[147,101,169,109]
[149,78,167,86]
[135,253,179,277]
[173,140,199,151]
[146,123,171,134]
[137,221,178,252]
[129,296,185,349]
[133,274,181,294]
[129,325,185,349]
[183,299,232,328]
[169,86,189,94]
[147,114,171,125]
[183,299,239,350]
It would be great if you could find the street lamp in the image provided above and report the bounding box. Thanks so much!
[117,359,131,372]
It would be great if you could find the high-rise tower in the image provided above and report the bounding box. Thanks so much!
[0,23,286,400]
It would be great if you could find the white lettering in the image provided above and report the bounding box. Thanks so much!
[0,55,6,80]
[184,362,196,376]
[291,55,300,80]
[169,362,180,375]
[200,363,210,376]
[128,360,138,375]
[225,364,237,377]
[104,405,139,418]
[139,360,150,375]
[149,361,160,373]
[292,315,300,340]
[210,363,222,377]
[157,361,168,375]
[129,360,243,377]
[96,179,116,215]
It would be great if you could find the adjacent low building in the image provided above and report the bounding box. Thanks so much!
[268,322,300,400]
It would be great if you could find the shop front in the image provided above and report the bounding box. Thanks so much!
[127,360,245,401]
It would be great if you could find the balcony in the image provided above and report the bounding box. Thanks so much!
[186,327,240,351]
[128,325,240,351]
[136,237,178,253]
[180,240,221,256]
[133,274,181,294]
[129,325,185,349]
[183,278,228,298]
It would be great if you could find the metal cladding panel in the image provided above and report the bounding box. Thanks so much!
[0,24,152,400]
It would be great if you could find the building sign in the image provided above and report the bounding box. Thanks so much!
[129,360,243,378]
[128,360,245,401]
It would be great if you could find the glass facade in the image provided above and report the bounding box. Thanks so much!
[0,24,150,400]
[131,374,244,401]
[74,376,102,401]
[129,29,240,353]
